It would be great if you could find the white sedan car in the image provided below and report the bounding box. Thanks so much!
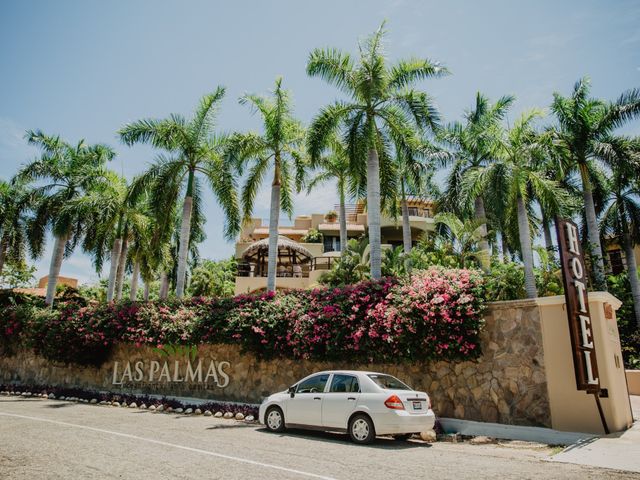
[259,370,435,444]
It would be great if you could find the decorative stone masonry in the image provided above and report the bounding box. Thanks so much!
[0,299,551,427]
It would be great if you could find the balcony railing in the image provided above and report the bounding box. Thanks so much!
[237,262,310,278]
[237,257,337,277]
[407,207,432,218]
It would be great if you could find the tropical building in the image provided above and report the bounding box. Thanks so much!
[12,275,78,297]
[234,199,435,294]
[604,240,640,275]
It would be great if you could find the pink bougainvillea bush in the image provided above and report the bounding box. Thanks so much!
[0,267,485,366]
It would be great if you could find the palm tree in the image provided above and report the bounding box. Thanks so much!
[434,212,488,269]
[305,135,353,253]
[599,136,640,328]
[0,178,33,276]
[466,110,569,298]
[439,92,515,271]
[389,140,441,256]
[230,77,306,292]
[80,172,129,302]
[307,22,447,279]
[551,77,640,290]
[16,130,115,306]
[119,87,240,298]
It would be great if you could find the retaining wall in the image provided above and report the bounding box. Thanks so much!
[0,300,552,427]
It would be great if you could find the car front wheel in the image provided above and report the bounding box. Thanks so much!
[349,414,375,444]
[265,406,285,433]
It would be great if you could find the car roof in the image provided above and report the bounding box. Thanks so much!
[311,370,388,376]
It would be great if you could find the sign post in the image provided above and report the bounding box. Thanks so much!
[556,218,609,434]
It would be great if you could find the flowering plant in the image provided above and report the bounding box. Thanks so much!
[0,267,485,366]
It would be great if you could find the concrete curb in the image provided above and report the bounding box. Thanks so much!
[440,417,596,445]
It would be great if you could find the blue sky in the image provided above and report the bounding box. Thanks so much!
[1,0,639,284]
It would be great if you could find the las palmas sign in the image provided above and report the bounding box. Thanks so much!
[111,344,231,390]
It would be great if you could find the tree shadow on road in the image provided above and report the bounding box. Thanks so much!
[255,427,431,449]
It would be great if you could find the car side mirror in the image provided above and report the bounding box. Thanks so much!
[288,386,295,398]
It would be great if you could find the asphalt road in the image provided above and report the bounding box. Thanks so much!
[0,396,634,480]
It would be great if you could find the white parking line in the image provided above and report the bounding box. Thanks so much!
[0,411,338,480]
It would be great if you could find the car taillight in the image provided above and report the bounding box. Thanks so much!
[384,394,405,410]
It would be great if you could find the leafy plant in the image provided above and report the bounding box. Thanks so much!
[300,228,323,244]
[0,268,486,366]
[484,262,526,301]
[607,272,640,368]
[188,258,236,298]
[324,210,338,222]
[319,238,371,287]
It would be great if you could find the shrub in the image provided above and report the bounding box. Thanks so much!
[300,228,323,243]
[0,268,486,366]
[484,262,526,301]
[607,272,640,368]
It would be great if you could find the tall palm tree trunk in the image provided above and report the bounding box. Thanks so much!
[130,260,140,301]
[45,233,67,306]
[159,272,169,300]
[143,280,150,301]
[267,162,281,293]
[338,182,347,254]
[622,232,640,329]
[542,212,554,257]
[106,238,122,302]
[474,196,490,272]
[0,240,6,277]
[367,147,382,279]
[115,237,129,301]
[401,190,413,274]
[401,184,412,254]
[501,232,509,263]
[516,196,538,298]
[175,170,194,299]
[580,164,606,290]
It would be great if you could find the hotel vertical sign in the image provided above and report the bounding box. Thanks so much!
[556,218,601,393]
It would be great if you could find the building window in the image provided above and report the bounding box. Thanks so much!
[609,250,625,275]
[323,236,340,252]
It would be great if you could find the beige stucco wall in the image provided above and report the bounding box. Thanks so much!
[625,370,640,395]
[537,293,633,434]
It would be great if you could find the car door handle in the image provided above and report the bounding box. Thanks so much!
[313,397,321,400]
[348,397,356,401]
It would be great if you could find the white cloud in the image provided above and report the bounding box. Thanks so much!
[0,117,36,176]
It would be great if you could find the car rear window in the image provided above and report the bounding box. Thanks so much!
[367,374,411,390]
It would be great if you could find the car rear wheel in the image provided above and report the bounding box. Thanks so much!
[265,406,285,433]
[349,414,375,444]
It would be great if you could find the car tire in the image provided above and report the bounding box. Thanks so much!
[265,406,286,433]
[349,414,375,445]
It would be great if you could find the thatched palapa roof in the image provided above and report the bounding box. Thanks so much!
[241,236,313,263]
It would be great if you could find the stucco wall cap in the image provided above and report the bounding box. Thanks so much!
[487,298,538,310]
[488,292,622,310]
[531,292,622,310]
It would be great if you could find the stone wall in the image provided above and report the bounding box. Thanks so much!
[0,299,551,427]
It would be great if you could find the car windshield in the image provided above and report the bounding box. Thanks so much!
[367,374,411,390]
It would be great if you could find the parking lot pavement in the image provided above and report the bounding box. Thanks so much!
[0,396,637,480]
